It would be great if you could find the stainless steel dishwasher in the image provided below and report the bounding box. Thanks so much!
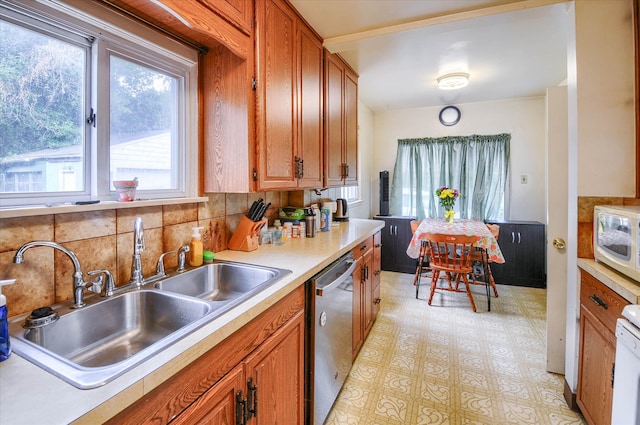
[309,252,357,425]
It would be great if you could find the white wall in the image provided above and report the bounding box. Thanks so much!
[372,97,547,222]
[564,0,636,395]
[575,0,636,197]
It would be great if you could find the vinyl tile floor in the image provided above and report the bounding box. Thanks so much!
[324,271,586,425]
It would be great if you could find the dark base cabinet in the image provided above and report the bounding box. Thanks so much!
[373,215,417,274]
[488,221,546,288]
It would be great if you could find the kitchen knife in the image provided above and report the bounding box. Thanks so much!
[253,201,266,221]
[247,198,262,220]
[255,202,270,221]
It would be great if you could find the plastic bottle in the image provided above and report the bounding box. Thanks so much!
[189,227,204,267]
[0,279,15,362]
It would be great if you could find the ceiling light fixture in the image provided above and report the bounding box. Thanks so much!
[437,73,470,90]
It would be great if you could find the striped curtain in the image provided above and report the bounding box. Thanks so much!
[390,134,510,220]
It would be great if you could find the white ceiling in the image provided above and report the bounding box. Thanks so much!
[289,0,570,112]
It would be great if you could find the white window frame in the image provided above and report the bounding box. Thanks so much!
[0,0,199,207]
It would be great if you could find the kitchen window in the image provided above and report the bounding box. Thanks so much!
[0,1,198,207]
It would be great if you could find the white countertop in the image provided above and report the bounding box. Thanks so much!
[577,258,640,304]
[0,218,384,425]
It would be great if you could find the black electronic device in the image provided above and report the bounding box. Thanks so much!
[379,170,390,216]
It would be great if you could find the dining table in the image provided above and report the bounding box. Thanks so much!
[406,218,505,263]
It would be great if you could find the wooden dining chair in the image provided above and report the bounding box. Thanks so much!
[410,220,431,298]
[423,233,478,312]
[469,224,500,302]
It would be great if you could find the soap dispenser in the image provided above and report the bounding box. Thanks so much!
[0,279,16,362]
[190,227,204,267]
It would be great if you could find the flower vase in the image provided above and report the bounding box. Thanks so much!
[444,207,455,224]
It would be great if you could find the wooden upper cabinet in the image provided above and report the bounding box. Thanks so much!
[255,0,323,190]
[197,0,252,35]
[344,68,358,185]
[115,0,252,59]
[296,23,324,189]
[324,51,359,187]
[255,0,296,190]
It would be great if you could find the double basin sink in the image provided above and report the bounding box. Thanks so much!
[7,261,291,389]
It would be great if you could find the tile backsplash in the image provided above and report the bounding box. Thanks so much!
[577,196,640,259]
[0,188,343,317]
[0,191,296,316]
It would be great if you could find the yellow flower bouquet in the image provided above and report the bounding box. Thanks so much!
[435,186,460,223]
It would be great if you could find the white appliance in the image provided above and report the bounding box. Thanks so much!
[593,205,640,283]
[612,304,640,424]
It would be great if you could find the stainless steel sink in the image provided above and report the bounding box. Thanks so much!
[9,290,216,389]
[154,261,291,304]
[8,261,290,389]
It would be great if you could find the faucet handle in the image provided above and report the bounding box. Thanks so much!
[87,269,115,297]
[156,250,176,276]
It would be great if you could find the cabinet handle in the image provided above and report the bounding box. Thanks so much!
[360,244,367,251]
[247,377,257,419]
[236,390,247,425]
[517,232,521,244]
[611,362,615,388]
[588,294,608,309]
[374,297,381,304]
[299,158,304,178]
[511,231,515,244]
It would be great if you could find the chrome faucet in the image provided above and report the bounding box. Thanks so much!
[13,241,100,309]
[129,216,146,286]
[177,245,190,273]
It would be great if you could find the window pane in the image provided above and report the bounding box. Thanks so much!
[110,56,178,190]
[0,19,85,194]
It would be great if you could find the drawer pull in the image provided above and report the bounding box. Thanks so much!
[588,294,608,309]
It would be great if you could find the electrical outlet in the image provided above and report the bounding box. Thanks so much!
[520,174,528,184]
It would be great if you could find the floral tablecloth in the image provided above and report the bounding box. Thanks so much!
[406,218,505,263]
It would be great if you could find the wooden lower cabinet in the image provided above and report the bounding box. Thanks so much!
[577,270,629,425]
[106,287,305,425]
[352,233,382,359]
[372,231,382,320]
[172,364,245,425]
[243,311,305,425]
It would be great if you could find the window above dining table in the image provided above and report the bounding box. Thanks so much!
[390,133,510,221]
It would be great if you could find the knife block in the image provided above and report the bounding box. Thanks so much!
[228,217,266,252]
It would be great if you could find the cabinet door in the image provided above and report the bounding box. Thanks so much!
[577,305,616,425]
[352,254,364,359]
[296,23,323,188]
[171,364,245,425]
[362,248,374,335]
[343,68,358,186]
[198,0,252,35]
[244,311,305,425]
[372,231,382,320]
[394,218,418,273]
[490,222,546,288]
[255,0,297,189]
[375,217,417,274]
[324,53,345,187]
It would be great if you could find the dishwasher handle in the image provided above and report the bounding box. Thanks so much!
[316,260,357,296]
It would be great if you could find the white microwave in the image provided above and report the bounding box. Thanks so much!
[593,205,640,283]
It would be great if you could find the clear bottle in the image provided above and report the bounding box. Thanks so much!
[0,279,15,362]
[189,227,204,267]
